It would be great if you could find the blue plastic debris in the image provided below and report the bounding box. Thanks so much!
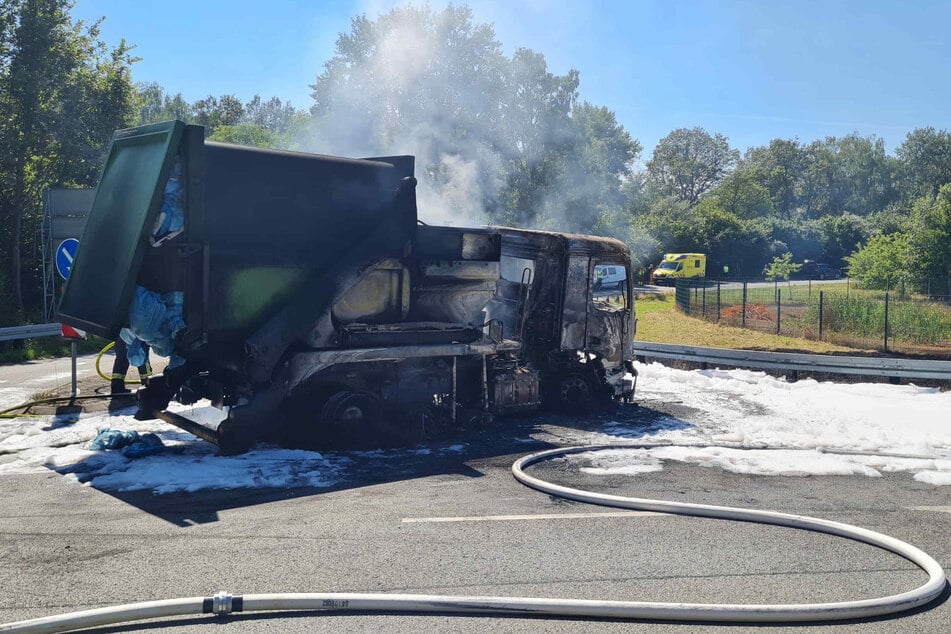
[120,287,186,369]
[122,433,165,458]
[90,429,139,451]
[90,428,166,457]
[151,156,184,246]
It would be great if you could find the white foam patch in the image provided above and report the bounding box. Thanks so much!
[562,362,951,485]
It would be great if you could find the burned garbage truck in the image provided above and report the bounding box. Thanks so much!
[58,121,637,453]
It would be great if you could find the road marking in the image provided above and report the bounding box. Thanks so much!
[908,506,951,514]
[402,511,664,524]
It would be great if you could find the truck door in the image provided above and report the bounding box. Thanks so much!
[587,259,630,363]
[561,256,631,363]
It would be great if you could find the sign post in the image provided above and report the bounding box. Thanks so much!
[60,325,85,399]
[57,239,83,398]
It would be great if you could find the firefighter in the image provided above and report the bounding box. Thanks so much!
[111,338,151,394]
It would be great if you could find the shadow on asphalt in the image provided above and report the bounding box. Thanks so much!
[45,401,695,527]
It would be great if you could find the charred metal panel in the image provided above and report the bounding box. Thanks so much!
[415,226,500,261]
[482,279,521,343]
[281,339,515,397]
[412,227,501,326]
[496,228,571,364]
[332,259,408,325]
[561,256,590,350]
[491,366,540,413]
[586,302,625,363]
[200,143,414,344]
[58,121,185,338]
[338,322,483,347]
[411,280,497,324]
[422,261,499,280]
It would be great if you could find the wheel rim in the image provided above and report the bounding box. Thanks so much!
[559,375,591,405]
[322,391,375,425]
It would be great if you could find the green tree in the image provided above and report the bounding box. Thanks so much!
[245,95,299,135]
[498,47,579,227]
[707,167,774,219]
[845,233,911,290]
[135,82,190,124]
[760,217,823,263]
[744,138,803,219]
[550,101,640,235]
[798,134,895,218]
[763,252,801,282]
[208,123,277,148]
[896,127,951,201]
[693,204,770,277]
[190,94,245,135]
[646,127,739,206]
[906,184,951,294]
[818,213,867,267]
[0,0,136,319]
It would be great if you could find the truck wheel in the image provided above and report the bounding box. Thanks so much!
[322,390,376,426]
[557,373,593,407]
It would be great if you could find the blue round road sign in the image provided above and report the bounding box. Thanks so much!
[56,238,79,280]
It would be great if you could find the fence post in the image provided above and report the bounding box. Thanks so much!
[776,288,782,334]
[884,291,890,353]
[742,282,747,327]
[702,283,706,319]
[818,290,824,340]
[716,282,721,323]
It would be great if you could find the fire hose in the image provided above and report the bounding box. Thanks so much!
[0,443,946,632]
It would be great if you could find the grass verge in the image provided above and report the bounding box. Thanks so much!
[634,292,872,354]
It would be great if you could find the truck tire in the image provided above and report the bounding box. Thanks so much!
[556,373,594,408]
[322,390,376,425]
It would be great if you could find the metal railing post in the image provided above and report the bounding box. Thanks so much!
[818,290,824,340]
[884,291,890,353]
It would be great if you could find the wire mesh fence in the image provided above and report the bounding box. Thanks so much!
[674,279,951,359]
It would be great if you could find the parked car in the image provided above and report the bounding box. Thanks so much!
[795,260,842,280]
[594,264,627,290]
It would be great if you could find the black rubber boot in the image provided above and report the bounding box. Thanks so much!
[110,379,130,395]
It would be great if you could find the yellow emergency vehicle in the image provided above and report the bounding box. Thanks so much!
[651,253,706,285]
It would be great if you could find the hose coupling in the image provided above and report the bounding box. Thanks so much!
[212,591,233,615]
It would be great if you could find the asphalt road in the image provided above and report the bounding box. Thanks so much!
[0,398,948,633]
[0,350,167,407]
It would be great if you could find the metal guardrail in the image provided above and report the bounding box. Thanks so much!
[635,341,951,381]
[0,323,62,342]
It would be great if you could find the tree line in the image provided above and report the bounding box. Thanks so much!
[2,1,950,328]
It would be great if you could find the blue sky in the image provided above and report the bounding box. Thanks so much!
[73,0,951,160]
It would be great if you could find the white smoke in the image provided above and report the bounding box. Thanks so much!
[298,3,637,236]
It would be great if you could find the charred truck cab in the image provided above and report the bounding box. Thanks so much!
[58,121,636,453]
